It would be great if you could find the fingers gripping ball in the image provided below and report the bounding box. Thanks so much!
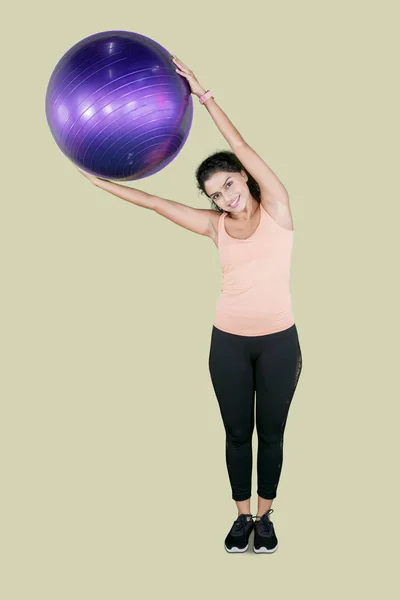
[45,30,193,181]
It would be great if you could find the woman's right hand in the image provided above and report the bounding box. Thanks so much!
[77,167,105,186]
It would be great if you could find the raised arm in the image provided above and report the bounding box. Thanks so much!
[78,169,214,238]
[202,98,289,203]
[172,55,289,205]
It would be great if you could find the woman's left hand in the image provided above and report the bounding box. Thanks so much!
[171,55,206,98]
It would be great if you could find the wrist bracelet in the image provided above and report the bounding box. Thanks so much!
[199,90,214,105]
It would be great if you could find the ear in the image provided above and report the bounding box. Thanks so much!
[241,170,248,182]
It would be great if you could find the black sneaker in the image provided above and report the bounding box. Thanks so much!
[224,513,254,553]
[253,509,278,553]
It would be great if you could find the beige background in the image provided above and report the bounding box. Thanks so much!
[2,0,399,598]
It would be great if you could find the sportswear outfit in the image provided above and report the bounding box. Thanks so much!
[208,204,303,551]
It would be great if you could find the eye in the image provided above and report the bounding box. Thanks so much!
[212,180,232,200]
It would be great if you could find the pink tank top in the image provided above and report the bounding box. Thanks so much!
[213,203,295,336]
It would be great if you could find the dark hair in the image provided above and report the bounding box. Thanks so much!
[195,150,261,212]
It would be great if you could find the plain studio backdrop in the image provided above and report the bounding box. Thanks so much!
[1,1,399,598]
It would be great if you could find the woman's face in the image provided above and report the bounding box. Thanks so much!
[204,170,249,212]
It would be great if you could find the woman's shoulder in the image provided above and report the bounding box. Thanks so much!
[210,208,225,228]
[207,209,225,248]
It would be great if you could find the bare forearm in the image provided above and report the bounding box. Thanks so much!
[171,57,245,150]
[94,178,156,210]
[199,89,245,149]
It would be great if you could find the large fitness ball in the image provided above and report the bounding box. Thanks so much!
[45,30,193,180]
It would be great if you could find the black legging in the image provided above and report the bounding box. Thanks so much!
[208,323,302,501]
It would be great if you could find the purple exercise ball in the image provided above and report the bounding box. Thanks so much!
[45,30,193,181]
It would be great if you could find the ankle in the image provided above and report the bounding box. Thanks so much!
[255,510,271,519]
[238,512,253,521]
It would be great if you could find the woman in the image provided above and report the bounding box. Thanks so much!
[79,55,303,554]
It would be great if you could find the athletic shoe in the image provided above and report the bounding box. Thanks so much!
[253,508,278,553]
[224,513,254,553]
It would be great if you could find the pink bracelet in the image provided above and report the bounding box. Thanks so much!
[199,90,214,105]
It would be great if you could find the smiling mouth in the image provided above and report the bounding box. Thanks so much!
[229,195,240,207]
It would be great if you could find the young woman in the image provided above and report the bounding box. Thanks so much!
[79,55,303,554]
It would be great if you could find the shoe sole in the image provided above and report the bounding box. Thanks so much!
[224,543,249,553]
[253,543,278,553]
